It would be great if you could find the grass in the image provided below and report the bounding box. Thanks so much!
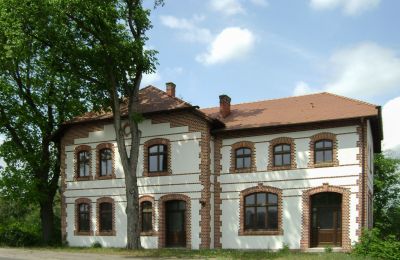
[4,246,375,259]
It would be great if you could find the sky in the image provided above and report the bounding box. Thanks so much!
[1,0,400,168]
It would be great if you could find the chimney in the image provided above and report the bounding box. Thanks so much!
[219,94,231,118]
[166,82,176,97]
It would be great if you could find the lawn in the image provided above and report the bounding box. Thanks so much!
[18,247,373,259]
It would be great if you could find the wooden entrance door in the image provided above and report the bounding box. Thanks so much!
[165,200,186,247]
[310,192,342,247]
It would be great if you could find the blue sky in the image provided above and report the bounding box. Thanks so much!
[141,0,400,154]
[0,0,399,168]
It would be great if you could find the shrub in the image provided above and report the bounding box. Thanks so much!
[0,223,40,247]
[278,243,290,255]
[324,246,332,253]
[353,228,400,260]
[91,241,102,248]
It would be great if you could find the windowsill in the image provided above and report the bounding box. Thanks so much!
[269,165,292,171]
[233,168,253,173]
[74,230,93,236]
[96,175,114,180]
[96,230,116,236]
[140,231,157,236]
[313,162,335,168]
[75,176,93,181]
[239,229,283,236]
[144,171,170,177]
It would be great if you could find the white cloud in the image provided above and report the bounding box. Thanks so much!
[210,0,245,16]
[160,15,212,43]
[292,43,400,98]
[196,27,255,65]
[293,81,318,96]
[250,0,269,7]
[310,0,380,15]
[141,71,161,87]
[382,97,400,155]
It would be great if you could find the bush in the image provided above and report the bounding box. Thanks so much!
[0,223,40,247]
[91,241,102,248]
[353,228,400,260]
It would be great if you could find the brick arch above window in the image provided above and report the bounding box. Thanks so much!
[74,145,92,181]
[239,184,283,236]
[74,198,93,236]
[300,183,351,251]
[230,141,257,173]
[96,197,116,236]
[308,132,339,168]
[268,137,297,171]
[139,195,156,236]
[95,143,116,180]
[158,194,191,249]
[143,138,172,177]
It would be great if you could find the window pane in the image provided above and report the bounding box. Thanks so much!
[274,145,282,152]
[84,164,90,176]
[315,151,324,163]
[236,158,243,169]
[267,206,278,230]
[315,141,323,149]
[245,207,255,229]
[243,157,251,168]
[256,206,266,229]
[149,146,158,153]
[283,154,291,165]
[159,155,164,171]
[245,194,255,205]
[268,193,278,204]
[100,203,112,231]
[274,154,282,166]
[149,155,158,172]
[243,148,251,155]
[236,148,243,156]
[324,140,332,148]
[283,145,291,152]
[101,161,107,176]
[142,212,152,232]
[325,150,333,162]
[256,193,266,205]
[159,145,164,152]
[78,204,90,232]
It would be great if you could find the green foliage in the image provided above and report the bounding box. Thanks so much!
[278,243,290,255]
[324,246,333,253]
[0,223,40,247]
[353,228,400,260]
[91,241,102,248]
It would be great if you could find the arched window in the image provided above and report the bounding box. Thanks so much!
[141,201,153,232]
[314,140,333,163]
[235,148,251,169]
[99,202,113,232]
[99,148,112,176]
[78,151,90,177]
[78,203,90,232]
[273,144,291,166]
[244,192,278,231]
[148,144,167,172]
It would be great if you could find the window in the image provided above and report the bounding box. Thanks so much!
[78,203,90,232]
[273,144,291,166]
[100,148,112,176]
[141,201,153,232]
[78,151,90,177]
[244,192,278,231]
[99,202,113,232]
[236,148,251,169]
[314,140,333,164]
[148,144,167,172]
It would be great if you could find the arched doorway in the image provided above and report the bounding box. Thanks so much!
[310,192,342,247]
[165,200,186,247]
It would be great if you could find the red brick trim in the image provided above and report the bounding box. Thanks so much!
[300,183,351,251]
[238,184,283,236]
[95,143,116,180]
[308,132,339,168]
[74,145,93,181]
[96,197,116,236]
[139,195,156,236]
[158,194,191,249]
[74,198,93,236]
[143,138,172,177]
[267,137,297,171]
[213,137,223,248]
[356,121,368,238]
[230,141,257,173]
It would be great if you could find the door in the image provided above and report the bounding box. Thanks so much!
[165,200,186,247]
[310,192,342,247]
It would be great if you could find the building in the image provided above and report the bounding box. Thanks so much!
[59,83,382,251]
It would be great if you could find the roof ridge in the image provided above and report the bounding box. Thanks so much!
[143,84,193,107]
[201,92,326,110]
[321,92,378,107]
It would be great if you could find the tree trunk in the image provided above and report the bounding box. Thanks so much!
[39,197,54,245]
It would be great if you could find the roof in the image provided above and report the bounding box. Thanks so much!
[66,86,193,124]
[201,92,380,131]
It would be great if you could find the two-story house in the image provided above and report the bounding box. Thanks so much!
[58,83,382,251]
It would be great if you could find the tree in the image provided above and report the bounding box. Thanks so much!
[373,153,400,238]
[41,0,162,248]
[0,0,87,244]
